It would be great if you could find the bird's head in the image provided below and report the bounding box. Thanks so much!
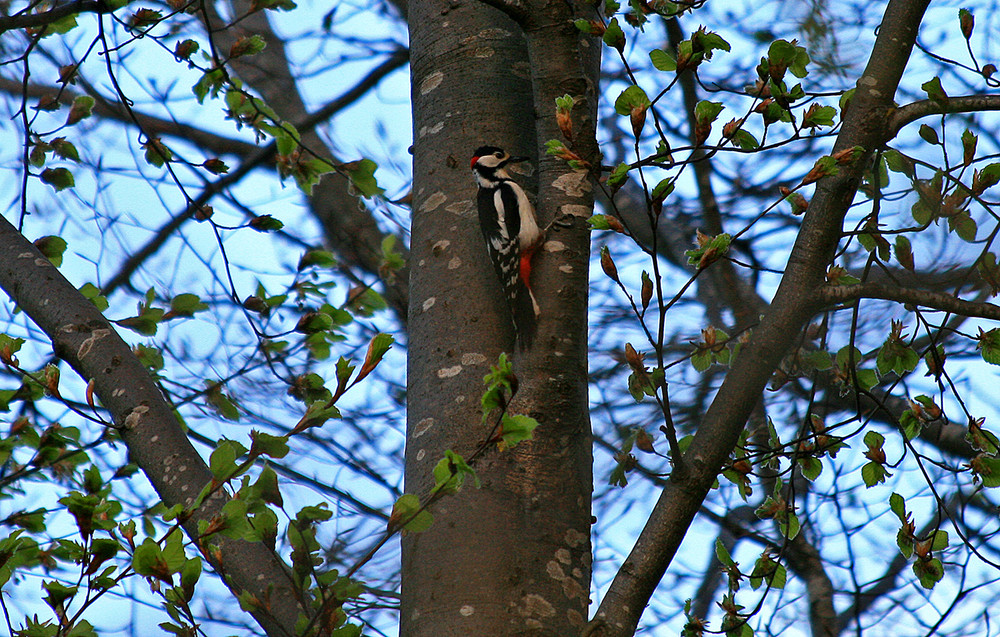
[471,146,528,186]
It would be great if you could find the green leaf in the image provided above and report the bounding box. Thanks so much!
[33,235,67,266]
[920,76,949,106]
[802,104,836,129]
[930,529,949,551]
[298,249,337,270]
[603,17,626,52]
[918,124,939,145]
[913,557,944,589]
[883,149,914,176]
[79,283,109,311]
[970,454,1000,487]
[651,178,674,201]
[694,100,725,125]
[614,85,651,116]
[205,381,240,421]
[51,137,80,162]
[142,138,173,167]
[66,95,94,125]
[798,456,822,481]
[390,494,432,533]
[948,210,977,242]
[499,414,539,449]
[715,537,735,566]
[40,167,74,191]
[209,438,247,479]
[381,234,405,278]
[346,158,383,198]
[169,293,208,318]
[976,328,1000,365]
[649,49,676,71]
[889,493,907,522]
[685,232,731,268]
[179,556,202,602]
[481,353,516,416]
[293,399,341,431]
[355,333,394,384]
[588,214,613,230]
[132,538,171,582]
[41,12,79,35]
[229,34,267,58]
[249,214,284,232]
[607,162,630,190]
[249,430,289,460]
[192,68,225,104]
[961,129,977,166]
[861,462,889,487]
[729,129,759,150]
[432,449,478,495]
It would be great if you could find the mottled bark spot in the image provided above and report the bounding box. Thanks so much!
[419,71,444,95]
[560,203,591,217]
[419,122,444,137]
[461,352,487,366]
[519,593,555,618]
[437,365,462,378]
[551,171,591,197]
[413,418,435,438]
[419,191,447,212]
[124,405,149,429]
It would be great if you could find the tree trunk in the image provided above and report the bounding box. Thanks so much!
[403,0,598,633]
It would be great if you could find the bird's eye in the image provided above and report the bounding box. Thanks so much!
[494,152,504,158]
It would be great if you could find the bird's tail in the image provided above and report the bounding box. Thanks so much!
[514,284,539,350]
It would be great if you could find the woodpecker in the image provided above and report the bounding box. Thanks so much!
[471,145,541,348]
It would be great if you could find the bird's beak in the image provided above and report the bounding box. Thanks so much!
[508,155,529,164]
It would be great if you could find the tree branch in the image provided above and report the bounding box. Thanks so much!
[0,214,305,637]
[588,0,931,634]
[816,281,1000,321]
[204,1,411,321]
[99,49,409,301]
[0,0,110,34]
[0,77,259,158]
[887,95,1000,139]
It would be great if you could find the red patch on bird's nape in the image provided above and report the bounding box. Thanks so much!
[470,156,480,170]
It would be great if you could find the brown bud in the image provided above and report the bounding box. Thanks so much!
[600,246,619,282]
[58,65,78,85]
[630,105,647,138]
[635,428,655,453]
[961,10,974,40]
[557,110,573,142]
[722,118,743,139]
[624,343,644,372]
[640,272,653,310]
[242,296,269,314]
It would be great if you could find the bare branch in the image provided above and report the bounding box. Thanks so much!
[887,95,1000,139]
[0,0,110,34]
[100,50,409,300]
[0,77,258,158]
[816,282,1000,321]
